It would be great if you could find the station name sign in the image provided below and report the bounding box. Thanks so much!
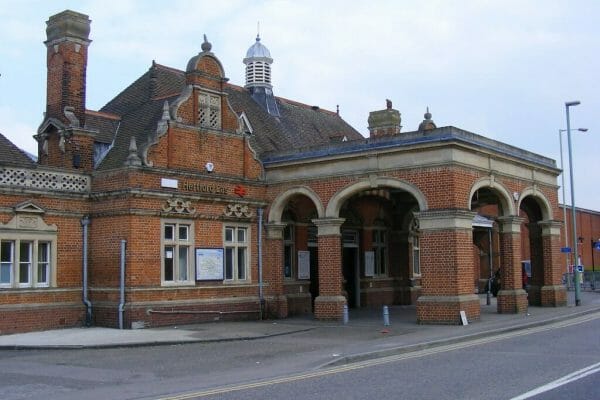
[181,181,228,195]
[161,178,247,197]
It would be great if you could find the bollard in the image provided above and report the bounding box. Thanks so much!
[342,304,349,325]
[383,305,390,326]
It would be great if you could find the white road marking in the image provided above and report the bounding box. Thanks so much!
[156,312,600,400]
[510,361,600,400]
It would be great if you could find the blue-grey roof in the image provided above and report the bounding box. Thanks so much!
[245,36,272,59]
[261,126,558,170]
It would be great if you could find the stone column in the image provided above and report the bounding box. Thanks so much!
[497,216,528,313]
[414,210,480,324]
[312,218,346,320]
[264,223,288,318]
[539,220,567,307]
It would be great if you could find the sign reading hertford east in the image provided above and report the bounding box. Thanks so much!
[181,181,228,195]
[169,179,248,198]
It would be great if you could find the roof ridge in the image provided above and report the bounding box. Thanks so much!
[85,109,121,120]
[277,96,338,115]
[153,62,185,75]
[225,83,339,116]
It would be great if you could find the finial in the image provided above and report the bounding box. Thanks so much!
[336,104,339,115]
[424,106,432,120]
[201,34,212,52]
[386,99,392,110]
[256,21,260,41]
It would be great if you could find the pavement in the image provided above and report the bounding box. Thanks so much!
[1,291,600,364]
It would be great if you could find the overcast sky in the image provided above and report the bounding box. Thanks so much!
[0,0,598,211]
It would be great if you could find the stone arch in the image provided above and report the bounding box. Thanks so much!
[516,187,553,221]
[468,176,516,216]
[268,186,325,223]
[325,177,428,218]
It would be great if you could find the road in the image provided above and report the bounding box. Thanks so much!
[0,313,599,400]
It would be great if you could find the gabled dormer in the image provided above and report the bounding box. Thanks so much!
[168,36,240,133]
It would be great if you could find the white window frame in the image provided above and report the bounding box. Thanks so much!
[372,228,388,277]
[198,92,222,129]
[283,224,295,280]
[412,234,421,276]
[0,237,56,289]
[161,219,194,286]
[224,224,250,282]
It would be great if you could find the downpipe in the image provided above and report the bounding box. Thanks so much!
[119,239,126,329]
[258,208,264,319]
[81,216,92,327]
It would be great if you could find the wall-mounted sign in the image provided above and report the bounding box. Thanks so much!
[182,181,227,195]
[364,251,374,277]
[233,185,247,197]
[298,250,310,280]
[195,248,224,281]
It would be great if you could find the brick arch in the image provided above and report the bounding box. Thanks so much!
[516,187,553,221]
[268,186,325,223]
[325,177,428,218]
[468,177,516,216]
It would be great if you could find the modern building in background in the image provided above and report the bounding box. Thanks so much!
[1,10,594,334]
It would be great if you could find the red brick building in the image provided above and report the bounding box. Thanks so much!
[0,10,587,334]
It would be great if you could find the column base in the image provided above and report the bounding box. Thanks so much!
[416,294,480,325]
[540,285,567,307]
[314,295,346,321]
[497,289,528,314]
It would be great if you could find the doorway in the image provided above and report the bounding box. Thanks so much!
[342,228,360,309]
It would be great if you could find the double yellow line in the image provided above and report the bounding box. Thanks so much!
[156,311,600,399]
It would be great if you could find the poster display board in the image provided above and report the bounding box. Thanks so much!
[195,248,224,281]
[297,250,310,279]
[364,251,375,277]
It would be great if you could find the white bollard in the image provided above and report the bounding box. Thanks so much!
[342,304,349,325]
[383,305,390,326]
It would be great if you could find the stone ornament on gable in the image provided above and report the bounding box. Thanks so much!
[162,198,196,214]
[224,204,253,218]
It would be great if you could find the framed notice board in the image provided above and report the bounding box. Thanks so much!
[195,248,224,281]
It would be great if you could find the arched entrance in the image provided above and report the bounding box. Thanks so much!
[517,191,559,306]
[323,178,427,311]
[267,187,324,316]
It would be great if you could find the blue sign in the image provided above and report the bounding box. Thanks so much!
[594,242,600,251]
[576,265,584,273]
[560,247,571,253]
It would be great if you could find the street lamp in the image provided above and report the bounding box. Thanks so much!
[565,100,582,306]
[558,127,587,274]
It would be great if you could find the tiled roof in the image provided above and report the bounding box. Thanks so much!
[84,110,121,144]
[94,62,363,170]
[0,132,36,168]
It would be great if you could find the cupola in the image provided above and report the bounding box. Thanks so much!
[243,34,280,117]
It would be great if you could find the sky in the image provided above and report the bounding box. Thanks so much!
[0,0,598,211]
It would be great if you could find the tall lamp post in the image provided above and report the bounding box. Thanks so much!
[558,127,587,275]
[565,100,582,306]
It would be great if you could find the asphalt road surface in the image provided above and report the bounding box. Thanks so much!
[0,313,598,400]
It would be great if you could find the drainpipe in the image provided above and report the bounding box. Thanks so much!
[81,216,92,326]
[258,208,264,319]
[119,240,126,329]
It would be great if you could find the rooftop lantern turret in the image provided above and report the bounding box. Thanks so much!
[243,32,280,117]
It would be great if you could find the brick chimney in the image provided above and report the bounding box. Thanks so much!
[45,10,91,127]
[368,99,401,138]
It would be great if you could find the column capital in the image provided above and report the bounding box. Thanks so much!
[414,209,476,231]
[538,220,562,236]
[497,216,525,233]
[311,218,345,236]
[264,223,286,240]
